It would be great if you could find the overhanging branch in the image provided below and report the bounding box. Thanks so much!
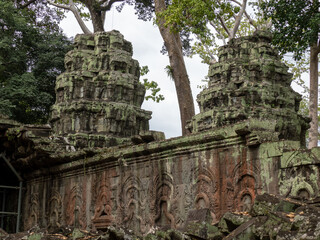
[230,0,247,39]
[230,0,257,29]
[18,0,37,8]
[100,0,124,11]
[47,0,92,34]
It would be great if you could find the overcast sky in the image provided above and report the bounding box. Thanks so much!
[60,5,208,139]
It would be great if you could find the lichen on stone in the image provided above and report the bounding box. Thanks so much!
[188,30,309,145]
[50,30,157,148]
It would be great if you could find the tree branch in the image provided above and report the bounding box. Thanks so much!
[210,21,227,45]
[230,0,247,39]
[100,0,124,11]
[18,0,37,9]
[217,15,231,38]
[47,0,71,10]
[204,44,217,63]
[47,0,92,34]
[243,12,257,30]
[229,0,257,29]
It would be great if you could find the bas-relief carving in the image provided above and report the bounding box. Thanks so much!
[65,185,86,228]
[192,166,218,223]
[171,184,193,229]
[279,165,318,199]
[24,192,40,230]
[225,181,235,212]
[232,160,261,212]
[150,172,175,229]
[92,171,114,230]
[118,175,148,234]
[47,190,62,229]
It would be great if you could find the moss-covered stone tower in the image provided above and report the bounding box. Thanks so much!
[50,30,152,148]
[188,31,309,144]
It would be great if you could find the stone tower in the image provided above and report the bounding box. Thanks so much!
[50,31,153,148]
[188,31,309,144]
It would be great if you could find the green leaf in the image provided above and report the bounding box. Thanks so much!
[140,65,165,103]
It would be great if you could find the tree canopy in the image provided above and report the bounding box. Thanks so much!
[261,0,320,59]
[0,0,72,124]
[159,0,262,64]
[261,0,320,148]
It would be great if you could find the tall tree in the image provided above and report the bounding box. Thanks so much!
[262,0,320,148]
[0,0,72,123]
[154,0,195,135]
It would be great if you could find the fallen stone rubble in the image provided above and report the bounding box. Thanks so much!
[0,226,189,240]
[3,193,320,240]
[184,193,320,240]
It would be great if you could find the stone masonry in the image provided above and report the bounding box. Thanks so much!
[50,31,153,148]
[188,31,309,144]
[0,30,320,236]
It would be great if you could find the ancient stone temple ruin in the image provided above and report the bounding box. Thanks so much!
[1,30,320,238]
[188,33,309,143]
[50,31,158,148]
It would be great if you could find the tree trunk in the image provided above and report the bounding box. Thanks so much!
[154,0,195,136]
[308,43,320,148]
[88,5,105,32]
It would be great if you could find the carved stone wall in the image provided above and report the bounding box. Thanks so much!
[1,31,320,235]
[20,127,320,234]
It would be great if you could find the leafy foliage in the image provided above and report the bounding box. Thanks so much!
[0,0,72,124]
[261,0,320,147]
[283,53,310,96]
[159,0,261,64]
[140,66,164,103]
[261,0,320,59]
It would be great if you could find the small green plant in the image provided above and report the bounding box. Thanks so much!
[140,66,165,103]
[164,65,174,80]
[5,127,22,141]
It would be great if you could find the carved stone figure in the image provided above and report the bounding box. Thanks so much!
[65,185,85,228]
[150,172,175,229]
[118,175,147,234]
[47,190,62,230]
[24,193,39,230]
[92,171,114,230]
[193,167,218,222]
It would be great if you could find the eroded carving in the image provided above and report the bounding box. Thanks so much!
[47,190,62,230]
[150,172,175,229]
[119,175,148,234]
[232,160,260,212]
[92,171,114,230]
[65,186,85,228]
[192,167,218,222]
[24,193,39,230]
